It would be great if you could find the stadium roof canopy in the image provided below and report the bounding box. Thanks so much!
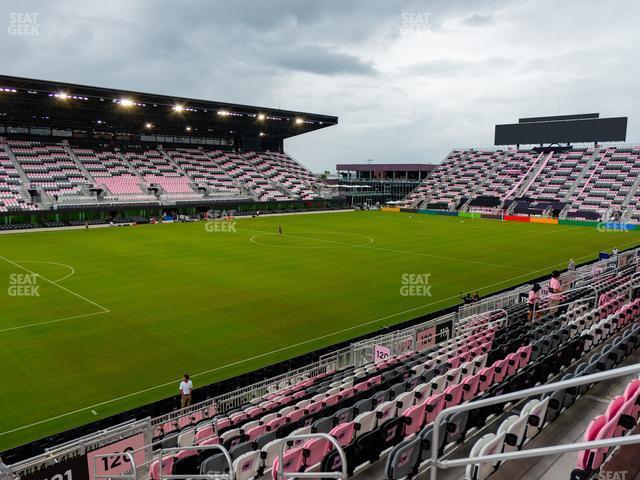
[0,75,338,143]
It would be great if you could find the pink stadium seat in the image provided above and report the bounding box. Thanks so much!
[425,393,446,424]
[271,447,304,480]
[403,400,428,437]
[330,421,355,447]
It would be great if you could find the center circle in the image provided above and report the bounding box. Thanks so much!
[249,231,374,249]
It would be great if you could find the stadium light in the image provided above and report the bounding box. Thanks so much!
[56,92,69,100]
[217,110,230,117]
[0,87,17,93]
[295,118,304,125]
[185,126,192,132]
[119,98,134,107]
[257,113,266,121]
[259,132,266,137]
[145,122,153,129]
[173,104,185,112]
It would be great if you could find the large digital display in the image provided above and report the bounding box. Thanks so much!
[495,117,627,145]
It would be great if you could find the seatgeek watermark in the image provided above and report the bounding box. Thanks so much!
[8,273,40,297]
[400,273,433,297]
[400,12,432,36]
[596,222,631,233]
[204,209,237,233]
[598,472,628,480]
[8,13,40,36]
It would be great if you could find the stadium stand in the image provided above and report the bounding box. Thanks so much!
[0,137,321,210]
[30,255,640,480]
[402,145,640,223]
[0,141,37,212]
[126,263,638,480]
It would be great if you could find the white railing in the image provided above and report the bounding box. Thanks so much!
[9,419,151,479]
[159,445,233,480]
[429,363,640,480]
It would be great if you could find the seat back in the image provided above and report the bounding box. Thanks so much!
[385,437,421,480]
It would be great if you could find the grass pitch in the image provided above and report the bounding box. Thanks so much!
[1,211,638,452]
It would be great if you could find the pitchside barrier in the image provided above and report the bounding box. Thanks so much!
[9,247,640,479]
[390,208,640,231]
[10,420,151,480]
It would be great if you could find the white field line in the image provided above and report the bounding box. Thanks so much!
[11,260,76,282]
[0,250,605,438]
[242,227,534,272]
[249,231,375,249]
[0,311,108,334]
[0,256,109,333]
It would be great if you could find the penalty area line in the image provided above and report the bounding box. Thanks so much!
[0,255,110,333]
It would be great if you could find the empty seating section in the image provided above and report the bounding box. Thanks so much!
[523,149,593,203]
[9,139,88,198]
[244,151,319,200]
[71,147,158,202]
[217,152,289,202]
[566,147,640,220]
[463,289,640,479]
[0,138,321,209]
[122,149,199,199]
[142,263,640,480]
[165,148,242,196]
[403,145,640,222]
[0,142,36,212]
[480,150,539,199]
[572,377,640,479]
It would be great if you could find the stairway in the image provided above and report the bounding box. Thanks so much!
[505,151,546,200]
[2,143,31,185]
[515,151,553,198]
[64,145,95,183]
[562,148,603,202]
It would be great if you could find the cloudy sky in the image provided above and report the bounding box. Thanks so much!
[2,0,639,172]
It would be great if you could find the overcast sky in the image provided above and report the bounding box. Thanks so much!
[2,0,639,172]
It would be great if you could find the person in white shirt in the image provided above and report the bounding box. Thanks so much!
[179,374,193,409]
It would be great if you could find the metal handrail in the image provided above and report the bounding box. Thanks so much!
[439,434,640,468]
[429,363,640,480]
[532,284,599,319]
[277,433,347,479]
[456,308,509,333]
[628,272,640,298]
[92,451,137,480]
[159,445,233,480]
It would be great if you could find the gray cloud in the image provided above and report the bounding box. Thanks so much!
[461,13,494,27]
[269,46,376,76]
[0,0,639,173]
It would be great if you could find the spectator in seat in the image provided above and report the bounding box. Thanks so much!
[179,374,193,409]
[460,292,473,304]
[527,283,542,322]
[471,291,481,302]
[548,271,563,314]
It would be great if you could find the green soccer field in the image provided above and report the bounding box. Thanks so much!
[1,210,639,453]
